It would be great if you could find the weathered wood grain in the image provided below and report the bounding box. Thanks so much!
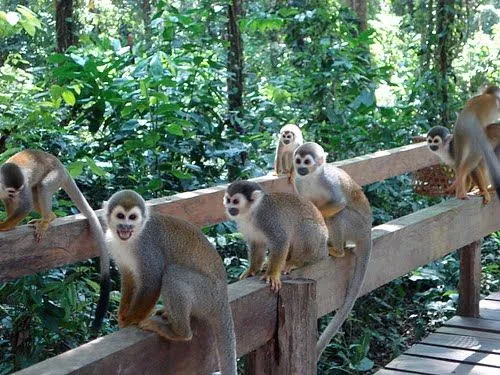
[405,344,500,368]
[14,195,500,375]
[245,279,317,375]
[486,292,500,302]
[437,327,500,340]
[444,316,500,334]
[0,143,436,282]
[480,300,500,321]
[457,241,482,318]
[297,195,500,317]
[421,333,500,354]
[385,355,495,375]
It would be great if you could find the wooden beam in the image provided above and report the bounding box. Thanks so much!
[297,196,500,317]
[14,195,499,375]
[0,142,436,282]
[244,279,317,374]
[457,241,482,317]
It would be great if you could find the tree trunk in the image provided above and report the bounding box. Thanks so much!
[346,0,368,31]
[226,0,244,133]
[436,0,454,127]
[55,0,76,52]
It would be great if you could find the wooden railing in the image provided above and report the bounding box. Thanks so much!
[3,142,498,374]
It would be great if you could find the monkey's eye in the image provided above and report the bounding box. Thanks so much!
[233,199,239,205]
[129,214,137,220]
[304,159,311,165]
[117,213,125,219]
[225,197,230,204]
[295,158,301,164]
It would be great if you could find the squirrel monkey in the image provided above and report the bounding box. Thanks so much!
[427,124,500,203]
[104,190,237,375]
[223,180,328,292]
[293,142,373,360]
[0,149,110,330]
[274,124,304,183]
[451,85,500,201]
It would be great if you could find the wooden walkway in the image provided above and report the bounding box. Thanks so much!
[376,292,500,374]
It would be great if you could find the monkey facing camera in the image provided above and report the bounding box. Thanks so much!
[293,141,373,359]
[274,123,304,183]
[104,190,237,375]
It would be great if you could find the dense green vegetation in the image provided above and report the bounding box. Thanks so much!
[1,0,499,373]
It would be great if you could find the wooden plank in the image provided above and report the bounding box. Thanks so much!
[16,278,277,375]
[444,316,500,334]
[375,370,420,375]
[386,355,497,375]
[457,241,482,317]
[406,343,500,368]
[480,300,500,321]
[486,292,500,302]
[421,333,500,354]
[244,279,317,374]
[15,195,500,374]
[295,196,500,317]
[0,143,437,282]
[437,327,500,340]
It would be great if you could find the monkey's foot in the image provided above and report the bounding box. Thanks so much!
[328,246,345,257]
[261,273,281,293]
[155,309,168,320]
[139,319,192,342]
[282,264,295,275]
[29,213,57,242]
[444,181,457,194]
[239,268,257,280]
[478,190,491,205]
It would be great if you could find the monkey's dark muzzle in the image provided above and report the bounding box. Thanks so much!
[283,139,291,145]
[429,145,438,151]
[228,207,239,216]
[297,167,309,176]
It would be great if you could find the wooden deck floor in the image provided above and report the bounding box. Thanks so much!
[375,292,500,375]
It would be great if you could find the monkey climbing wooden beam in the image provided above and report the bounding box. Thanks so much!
[14,195,500,374]
[0,142,437,282]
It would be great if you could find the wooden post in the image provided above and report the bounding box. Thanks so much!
[457,240,482,317]
[244,278,317,375]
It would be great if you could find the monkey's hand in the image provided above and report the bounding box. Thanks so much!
[239,268,256,280]
[261,272,281,293]
[328,246,345,257]
[29,213,57,242]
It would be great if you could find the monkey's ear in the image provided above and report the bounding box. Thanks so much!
[101,200,109,210]
[318,153,328,165]
[250,189,264,202]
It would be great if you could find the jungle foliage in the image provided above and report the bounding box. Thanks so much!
[0,0,499,374]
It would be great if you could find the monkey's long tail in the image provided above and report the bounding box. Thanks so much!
[213,291,238,375]
[61,173,110,332]
[474,122,500,200]
[316,234,372,361]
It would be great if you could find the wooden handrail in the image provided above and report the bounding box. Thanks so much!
[15,195,500,374]
[0,143,437,282]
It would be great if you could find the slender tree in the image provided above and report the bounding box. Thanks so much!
[226,0,244,133]
[55,0,76,52]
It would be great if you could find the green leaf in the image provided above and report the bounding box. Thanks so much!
[84,157,107,177]
[166,124,184,136]
[67,161,85,178]
[62,90,76,106]
[49,85,63,100]
[171,170,192,180]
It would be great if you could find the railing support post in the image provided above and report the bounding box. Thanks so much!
[244,278,317,375]
[457,240,482,317]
